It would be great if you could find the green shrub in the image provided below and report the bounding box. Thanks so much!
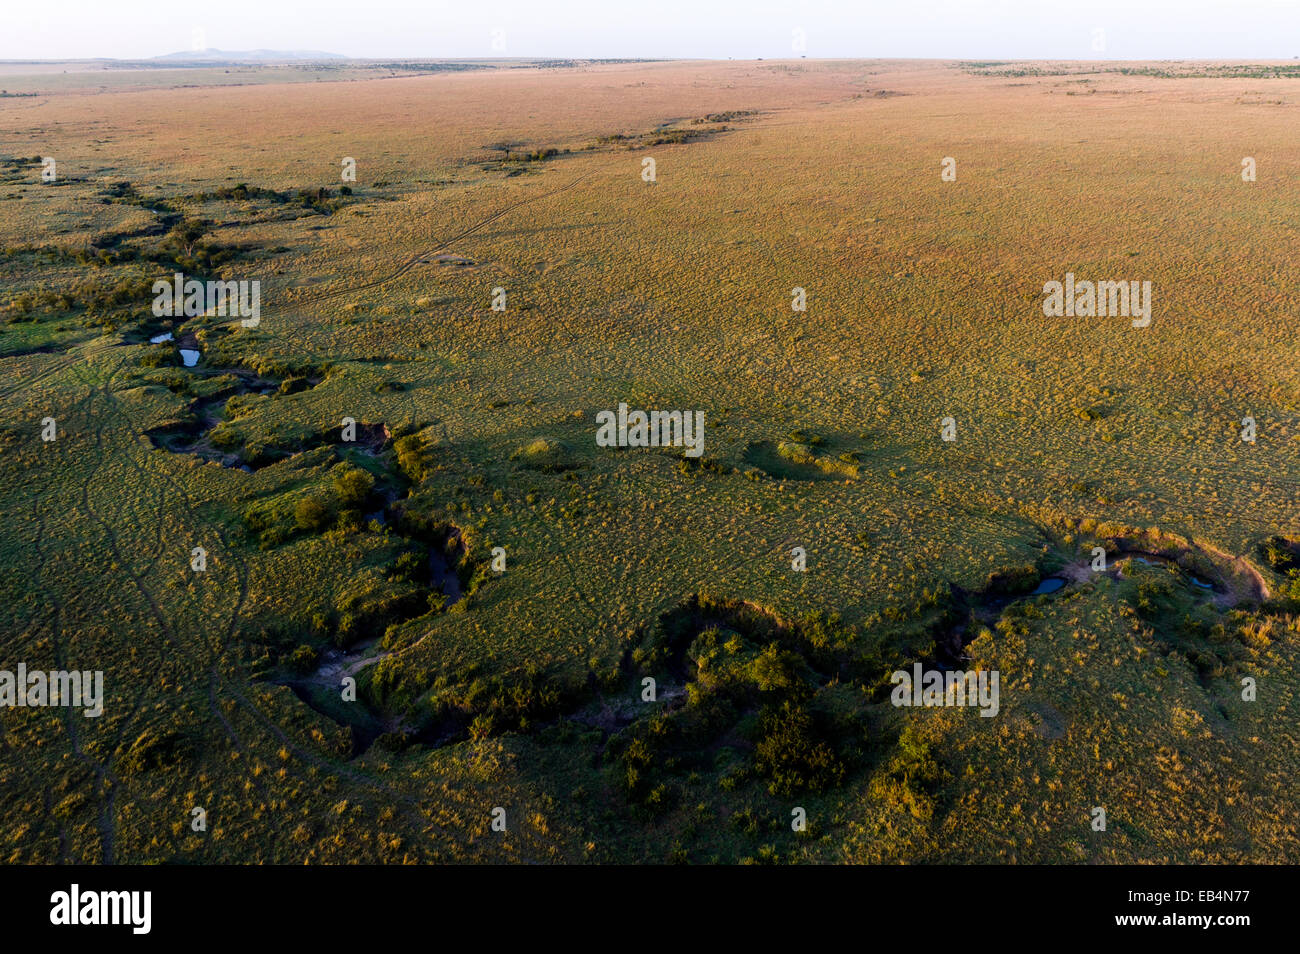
[333,465,374,507]
[294,496,333,532]
[394,433,433,482]
[287,644,320,674]
[753,701,844,797]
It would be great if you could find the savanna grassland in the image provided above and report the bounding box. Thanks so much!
[2,57,1299,864]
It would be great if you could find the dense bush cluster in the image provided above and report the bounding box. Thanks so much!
[609,596,871,812]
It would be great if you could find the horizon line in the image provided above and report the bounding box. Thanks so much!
[3,53,1299,64]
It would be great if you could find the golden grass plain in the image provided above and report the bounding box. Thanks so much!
[1,58,1298,863]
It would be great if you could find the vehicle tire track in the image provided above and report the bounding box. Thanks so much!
[288,172,596,308]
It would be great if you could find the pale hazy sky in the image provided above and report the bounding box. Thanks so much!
[5,0,1298,61]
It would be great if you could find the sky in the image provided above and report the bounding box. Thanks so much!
[4,0,1298,61]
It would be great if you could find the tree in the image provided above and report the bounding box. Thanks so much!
[333,465,373,507]
[295,496,332,532]
[754,701,844,797]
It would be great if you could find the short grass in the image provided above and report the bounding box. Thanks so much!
[1,58,1299,863]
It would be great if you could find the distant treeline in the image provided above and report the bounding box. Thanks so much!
[192,182,351,211]
[366,62,493,73]
[966,63,1300,79]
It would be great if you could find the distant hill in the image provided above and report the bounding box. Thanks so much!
[153,48,346,62]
